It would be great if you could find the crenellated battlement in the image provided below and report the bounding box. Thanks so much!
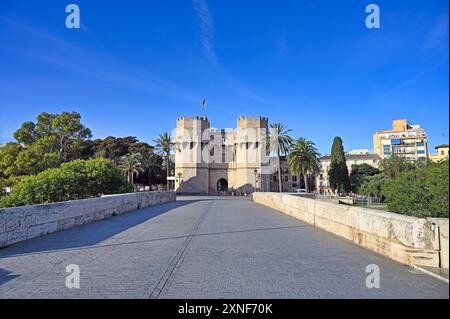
[177,116,209,122]
[237,115,268,128]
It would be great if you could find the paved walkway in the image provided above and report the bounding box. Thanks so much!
[0,196,448,298]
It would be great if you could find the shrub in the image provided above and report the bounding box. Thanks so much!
[381,160,449,218]
[0,158,133,208]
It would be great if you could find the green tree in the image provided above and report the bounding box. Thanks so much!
[88,136,154,162]
[328,136,351,194]
[267,123,293,192]
[118,153,143,185]
[0,158,132,208]
[154,132,173,191]
[141,152,162,189]
[382,160,448,217]
[13,111,92,160]
[381,154,415,178]
[0,142,23,177]
[14,136,60,175]
[13,121,36,146]
[359,174,388,197]
[287,137,321,192]
[349,163,381,193]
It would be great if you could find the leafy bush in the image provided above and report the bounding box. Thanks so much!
[358,173,389,198]
[0,158,133,208]
[382,160,448,218]
[349,163,381,193]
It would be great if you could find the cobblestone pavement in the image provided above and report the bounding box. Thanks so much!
[0,196,448,298]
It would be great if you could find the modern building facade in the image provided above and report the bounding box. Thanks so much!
[373,119,429,162]
[316,151,381,194]
[429,144,449,162]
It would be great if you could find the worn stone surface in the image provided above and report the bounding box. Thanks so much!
[253,193,446,268]
[0,197,448,299]
[0,192,176,247]
[434,219,449,269]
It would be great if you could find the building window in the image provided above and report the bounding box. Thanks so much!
[417,150,425,155]
[319,174,323,180]
[284,175,289,182]
[417,142,424,147]
[391,139,401,145]
[273,175,277,182]
[190,142,194,150]
[292,176,297,182]
[441,151,445,155]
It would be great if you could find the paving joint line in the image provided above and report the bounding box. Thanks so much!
[148,201,212,299]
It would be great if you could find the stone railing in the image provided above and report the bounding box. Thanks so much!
[0,191,176,248]
[253,192,449,269]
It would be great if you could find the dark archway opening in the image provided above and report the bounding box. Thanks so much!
[217,178,228,192]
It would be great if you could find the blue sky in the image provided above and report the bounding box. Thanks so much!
[0,0,448,155]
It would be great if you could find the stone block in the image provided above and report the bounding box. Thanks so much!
[28,224,50,240]
[0,213,6,233]
[7,228,28,245]
[6,210,36,231]
[57,218,75,231]
[0,232,6,248]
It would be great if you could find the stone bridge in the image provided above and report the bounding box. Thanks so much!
[0,195,448,298]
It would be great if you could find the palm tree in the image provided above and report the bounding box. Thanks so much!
[267,123,293,192]
[154,132,173,191]
[119,153,143,185]
[287,137,321,193]
[141,151,162,190]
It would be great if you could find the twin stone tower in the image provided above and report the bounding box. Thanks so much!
[174,116,272,194]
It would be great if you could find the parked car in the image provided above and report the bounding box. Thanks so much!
[296,188,307,193]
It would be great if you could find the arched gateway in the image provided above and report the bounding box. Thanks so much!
[217,178,228,192]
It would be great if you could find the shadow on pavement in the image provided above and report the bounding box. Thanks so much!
[0,268,21,286]
[0,200,199,258]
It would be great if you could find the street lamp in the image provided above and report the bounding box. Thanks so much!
[253,168,258,193]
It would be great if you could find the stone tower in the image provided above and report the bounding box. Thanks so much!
[174,116,210,194]
[232,116,269,192]
[174,115,269,195]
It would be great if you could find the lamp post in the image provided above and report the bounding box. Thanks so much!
[177,171,182,195]
[253,168,258,193]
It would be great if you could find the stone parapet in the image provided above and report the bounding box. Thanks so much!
[0,191,176,248]
[253,192,448,269]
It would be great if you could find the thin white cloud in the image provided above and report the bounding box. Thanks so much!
[423,14,449,51]
[193,0,217,64]
[276,34,289,57]
[0,18,199,104]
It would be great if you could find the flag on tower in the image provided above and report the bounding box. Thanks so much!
[202,98,206,110]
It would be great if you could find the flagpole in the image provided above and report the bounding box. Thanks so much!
[202,97,207,118]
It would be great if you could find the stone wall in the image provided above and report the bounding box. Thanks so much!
[253,192,449,269]
[0,191,176,248]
